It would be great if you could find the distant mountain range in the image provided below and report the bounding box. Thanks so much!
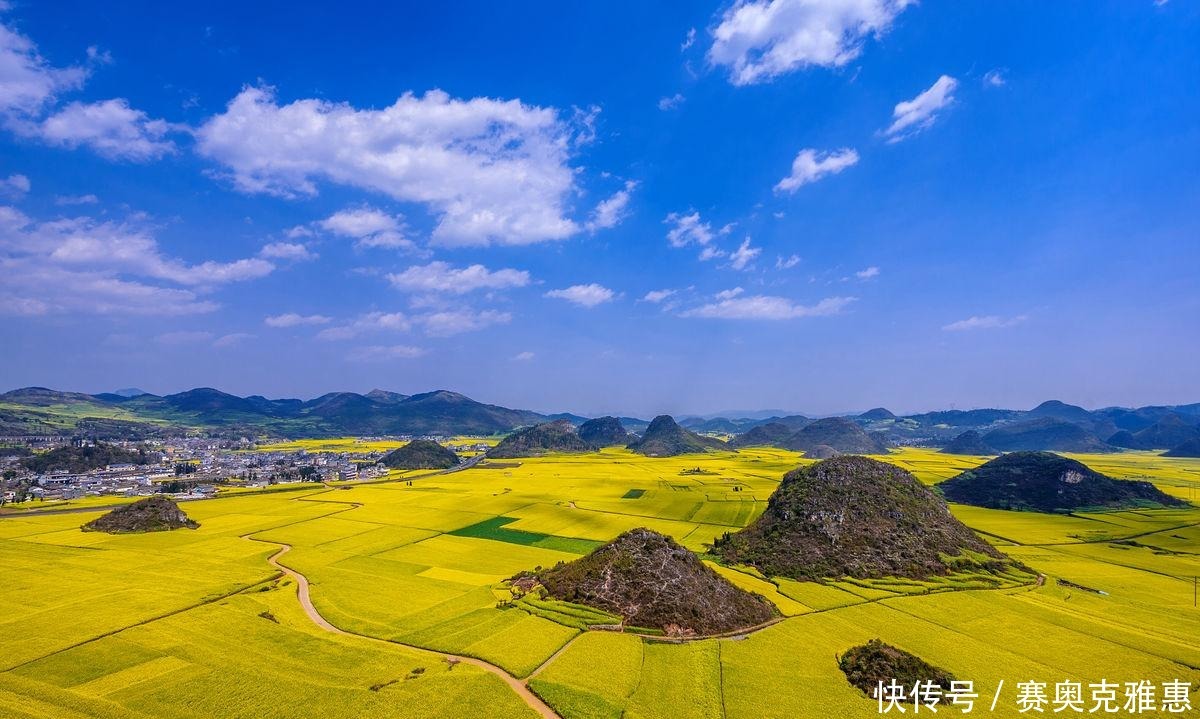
[1,388,1198,453]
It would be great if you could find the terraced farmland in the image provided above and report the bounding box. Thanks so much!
[1,447,1197,718]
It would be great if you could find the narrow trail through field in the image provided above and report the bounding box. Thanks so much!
[251,539,560,719]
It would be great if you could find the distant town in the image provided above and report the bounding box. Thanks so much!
[0,435,491,507]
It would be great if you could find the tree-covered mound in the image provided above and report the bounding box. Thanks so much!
[22,442,150,473]
[527,528,776,635]
[981,418,1113,453]
[81,496,199,533]
[487,420,593,458]
[839,639,956,702]
[380,439,459,469]
[626,415,726,457]
[577,416,631,447]
[712,456,1010,580]
[940,430,997,456]
[728,422,795,448]
[781,417,888,455]
[1108,415,1200,450]
[1164,438,1200,458]
[939,451,1185,512]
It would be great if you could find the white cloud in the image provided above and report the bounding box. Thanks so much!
[708,0,914,85]
[657,93,685,111]
[855,265,880,279]
[942,314,1027,332]
[884,75,958,142]
[683,294,855,320]
[0,21,86,117]
[664,211,715,248]
[728,237,761,270]
[386,261,530,294]
[682,27,697,51]
[196,86,584,247]
[213,332,253,348]
[347,344,426,362]
[715,287,745,300]
[38,99,176,161]
[317,207,412,250]
[776,254,801,269]
[983,69,1005,87]
[545,283,615,308]
[585,180,637,232]
[774,147,858,193]
[0,172,28,196]
[264,313,331,328]
[512,351,535,361]
[55,193,98,205]
[642,289,676,303]
[699,245,726,262]
[420,308,511,337]
[0,205,272,316]
[317,311,411,341]
[259,241,316,261]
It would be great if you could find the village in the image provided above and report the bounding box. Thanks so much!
[0,436,490,506]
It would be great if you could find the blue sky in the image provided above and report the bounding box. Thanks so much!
[1,1,1197,416]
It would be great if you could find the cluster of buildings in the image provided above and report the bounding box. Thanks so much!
[0,435,459,506]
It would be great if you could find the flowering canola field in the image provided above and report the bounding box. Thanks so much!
[1,447,1197,718]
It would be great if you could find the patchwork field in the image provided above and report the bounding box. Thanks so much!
[1,447,1197,718]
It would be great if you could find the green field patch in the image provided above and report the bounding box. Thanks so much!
[448,516,603,555]
[621,489,646,499]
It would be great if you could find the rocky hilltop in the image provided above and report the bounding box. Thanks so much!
[727,422,795,449]
[940,430,997,456]
[781,417,888,455]
[939,451,1184,512]
[712,456,1012,580]
[528,528,776,635]
[380,439,459,469]
[82,496,199,534]
[487,420,593,458]
[626,415,727,457]
[577,416,631,447]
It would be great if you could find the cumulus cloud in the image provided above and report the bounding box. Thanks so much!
[0,21,175,160]
[387,261,530,295]
[708,0,914,85]
[585,180,637,232]
[0,205,272,316]
[855,266,880,279]
[728,237,761,270]
[776,254,801,269]
[55,193,98,205]
[642,289,676,303]
[0,172,28,196]
[317,207,412,250]
[264,313,331,327]
[0,20,86,117]
[884,75,958,142]
[774,147,858,193]
[657,93,685,111]
[942,314,1027,332]
[347,344,426,362]
[259,241,316,261]
[983,69,1006,87]
[512,351,535,361]
[683,294,855,320]
[545,283,615,308]
[213,332,253,348]
[420,308,511,337]
[664,211,715,248]
[38,99,176,161]
[317,311,411,341]
[196,86,585,246]
[715,287,745,300]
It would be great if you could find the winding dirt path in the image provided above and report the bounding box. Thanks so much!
[254,540,560,719]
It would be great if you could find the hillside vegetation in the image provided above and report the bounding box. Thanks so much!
[712,456,1014,580]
